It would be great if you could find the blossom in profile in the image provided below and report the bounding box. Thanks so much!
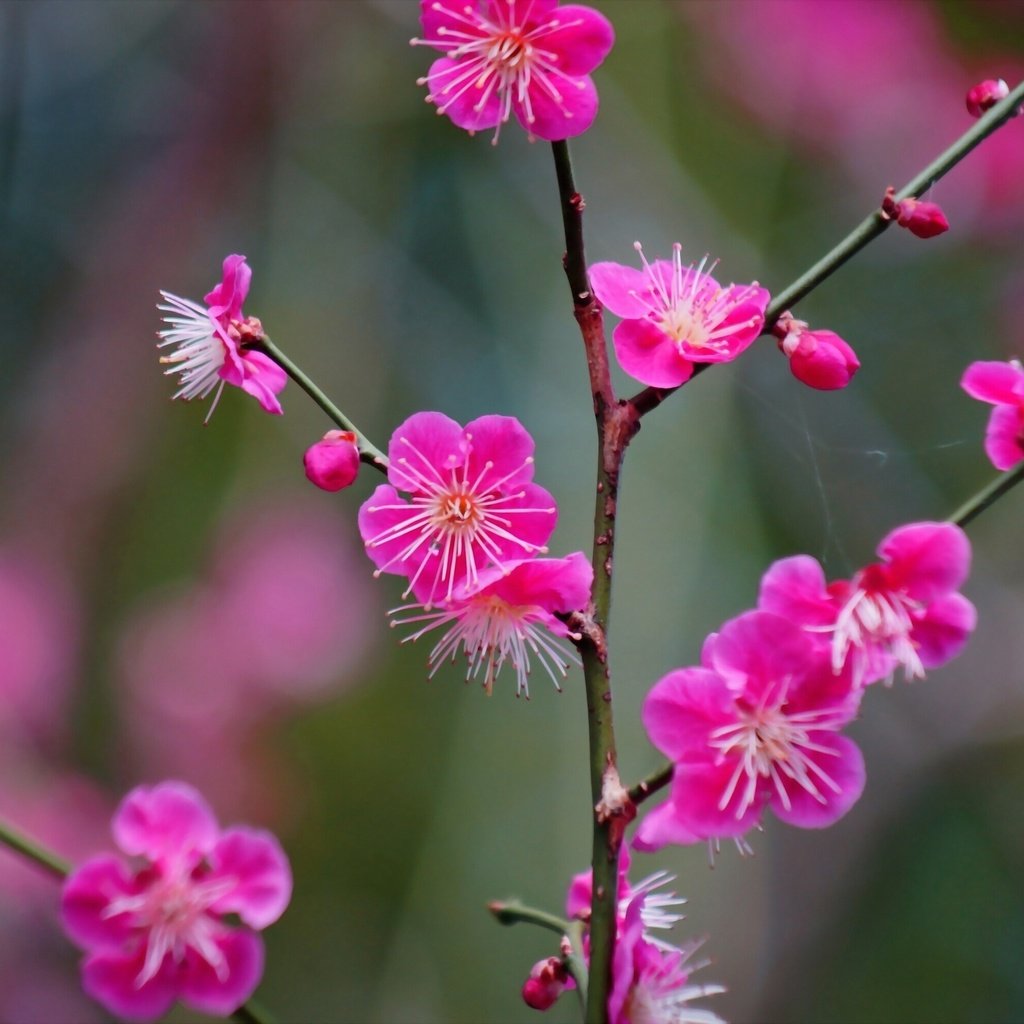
[359,411,558,606]
[966,78,1009,118]
[157,255,287,421]
[61,781,291,1021]
[961,359,1024,470]
[589,242,769,388]
[642,611,865,839]
[390,552,591,696]
[773,313,859,391]
[304,430,361,491]
[759,522,975,686]
[412,0,615,143]
[881,187,949,239]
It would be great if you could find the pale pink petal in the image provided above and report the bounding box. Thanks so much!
[913,592,977,668]
[426,57,503,133]
[613,319,694,388]
[770,734,865,828]
[877,522,970,601]
[81,948,178,1022]
[204,254,250,321]
[961,360,1024,405]
[758,555,837,628]
[641,667,734,762]
[179,929,264,1016]
[112,782,219,869]
[462,414,536,488]
[631,792,703,851]
[541,5,615,76]
[387,411,464,493]
[513,72,599,140]
[985,403,1024,470]
[61,855,142,951]
[206,828,292,930]
[589,262,655,319]
[668,759,764,837]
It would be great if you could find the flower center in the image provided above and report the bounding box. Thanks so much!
[435,489,481,530]
[488,30,530,73]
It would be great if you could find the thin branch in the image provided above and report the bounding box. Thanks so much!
[949,460,1024,528]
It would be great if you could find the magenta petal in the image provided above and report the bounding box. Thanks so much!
[641,667,733,762]
[613,319,694,388]
[514,72,599,140]
[668,759,764,837]
[540,5,615,75]
[463,414,536,488]
[358,485,419,577]
[484,482,559,559]
[387,411,464,493]
[113,782,219,868]
[589,263,654,319]
[207,828,292,930]
[913,592,976,668]
[179,930,264,1016]
[242,351,288,395]
[61,855,141,951]
[81,948,179,1022]
[483,552,593,612]
[877,522,970,600]
[770,734,865,828]
[985,404,1024,470]
[632,793,703,852]
[758,555,837,628]
[961,360,1024,405]
[204,254,251,321]
[426,57,503,133]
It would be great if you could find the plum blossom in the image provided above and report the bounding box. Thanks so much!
[522,957,573,1011]
[641,611,865,839]
[359,411,558,607]
[881,187,949,239]
[304,430,361,491]
[589,242,769,388]
[772,313,859,391]
[961,359,1024,470]
[966,78,1009,118]
[157,255,286,421]
[389,551,591,696]
[412,0,615,143]
[61,781,291,1021]
[759,522,975,686]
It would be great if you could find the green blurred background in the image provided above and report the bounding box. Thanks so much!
[2,1,1024,1021]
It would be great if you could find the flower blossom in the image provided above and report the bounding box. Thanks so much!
[961,359,1024,470]
[641,611,865,840]
[759,522,975,686]
[589,242,769,388]
[412,0,615,143]
[881,187,949,239]
[389,551,591,696]
[61,781,291,1021]
[772,313,859,391]
[966,78,1009,118]
[359,411,558,606]
[157,255,287,421]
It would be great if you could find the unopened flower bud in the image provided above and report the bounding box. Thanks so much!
[774,313,859,390]
[966,78,1009,118]
[304,430,360,491]
[521,957,570,1011]
[881,186,949,239]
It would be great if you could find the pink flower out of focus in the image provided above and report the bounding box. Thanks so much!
[759,522,975,686]
[157,255,287,421]
[359,411,558,607]
[522,957,572,1011]
[61,781,291,1021]
[773,313,859,390]
[966,78,1009,118]
[589,242,769,388]
[641,611,865,840]
[390,552,592,697]
[961,359,1024,470]
[412,0,615,143]
[304,430,361,491]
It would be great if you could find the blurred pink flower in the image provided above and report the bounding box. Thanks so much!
[589,243,768,388]
[61,781,290,1021]
[966,77,1010,117]
[157,255,286,420]
[412,0,615,142]
[961,359,1024,469]
[522,957,572,1011]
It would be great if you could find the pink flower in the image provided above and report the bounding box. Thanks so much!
[641,611,865,839]
[589,242,769,388]
[881,187,950,239]
[61,781,291,1021]
[759,522,975,686]
[359,411,558,606]
[412,0,615,143]
[157,255,287,421]
[966,78,1010,118]
[773,314,859,391]
[961,359,1024,470]
[390,552,591,696]
[522,957,572,1011]
[304,430,361,491]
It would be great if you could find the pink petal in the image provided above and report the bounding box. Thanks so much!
[513,71,599,140]
[61,855,142,951]
[237,353,287,415]
[485,481,559,559]
[204,254,251,322]
[206,828,292,930]
[179,929,264,1016]
[758,555,838,628]
[81,948,179,1022]
[481,552,593,613]
[680,289,767,363]
[961,360,1024,405]
[462,414,536,489]
[667,759,764,838]
[386,411,464,494]
[877,521,970,601]
[984,403,1024,471]
[641,667,734,762]
[112,782,219,869]
[426,57,503,134]
[589,262,655,319]
[485,0,559,24]
[631,791,703,852]
[358,484,419,577]
[770,734,865,828]
[913,592,976,669]
[613,319,694,388]
[541,5,615,76]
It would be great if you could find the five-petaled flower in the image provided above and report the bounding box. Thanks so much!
[61,781,291,1021]
[589,242,770,388]
[157,255,287,422]
[359,412,558,607]
[412,0,615,143]
[759,522,975,686]
[389,551,592,696]
[961,359,1024,470]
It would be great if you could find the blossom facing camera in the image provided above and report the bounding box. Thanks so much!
[304,430,361,491]
[157,255,287,422]
[589,242,769,388]
[412,0,615,143]
[881,187,949,239]
[961,359,1024,470]
[966,78,1009,118]
[61,781,291,1021]
[774,314,860,390]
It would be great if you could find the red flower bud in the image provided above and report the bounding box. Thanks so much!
[881,186,949,239]
[774,314,859,390]
[966,78,1009,118]
[303,430,360,491]
[521,957,570,1011]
